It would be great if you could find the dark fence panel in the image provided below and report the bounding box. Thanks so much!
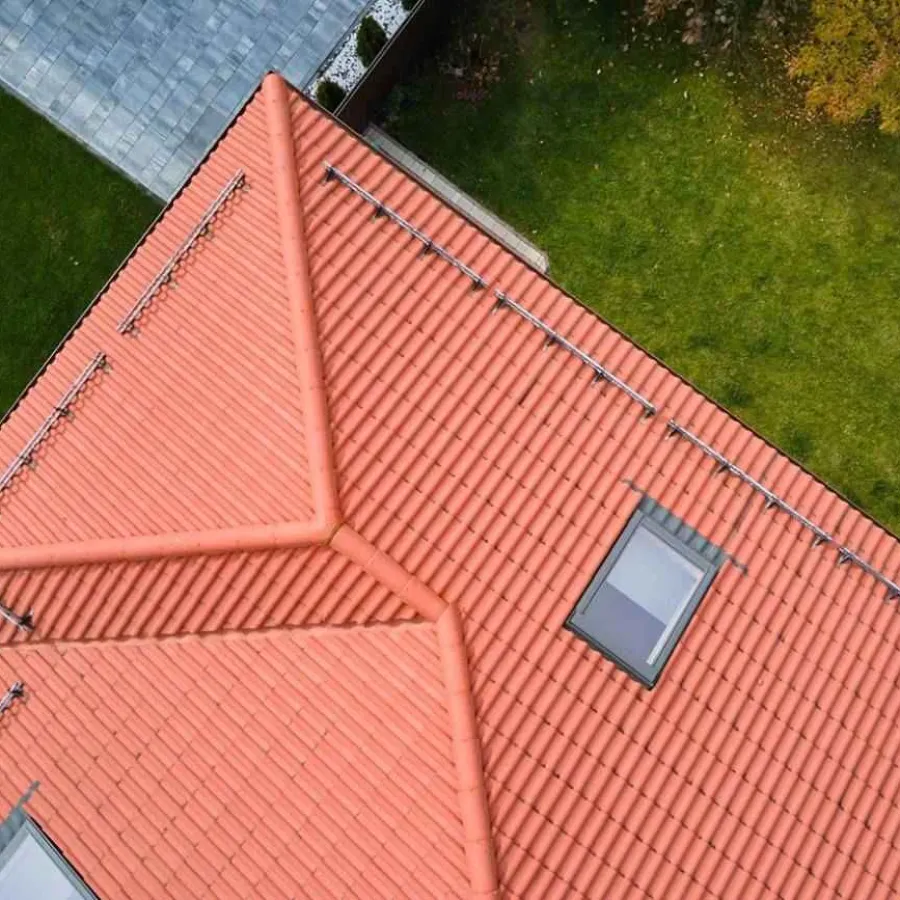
[336,0,445,133]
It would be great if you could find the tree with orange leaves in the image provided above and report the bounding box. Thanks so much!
[791,0,900,132]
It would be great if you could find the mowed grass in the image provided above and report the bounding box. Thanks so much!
[383,0,900,531]
[0,89,160,416]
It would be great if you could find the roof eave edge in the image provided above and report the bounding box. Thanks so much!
[0,519,331,571]
[437,603,501,899]
[263,72,342,527]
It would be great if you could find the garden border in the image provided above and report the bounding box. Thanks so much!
[334,0,445,132]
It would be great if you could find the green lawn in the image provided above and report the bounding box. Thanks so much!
[383,0,900,532]
[0,90,160,417]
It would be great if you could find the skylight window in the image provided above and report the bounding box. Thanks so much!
[0,816,96,900]
[566,496,724,687]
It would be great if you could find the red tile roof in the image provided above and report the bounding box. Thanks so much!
[0,623,470,899]
[0,71,899,899]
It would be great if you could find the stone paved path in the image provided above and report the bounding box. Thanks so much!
[0,0,368,198]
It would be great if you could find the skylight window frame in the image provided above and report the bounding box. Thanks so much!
[565,504,723,689]
[0,815,97,900]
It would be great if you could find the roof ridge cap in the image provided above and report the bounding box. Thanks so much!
[263,73,342,528]
[0,519,331,571]
[436,603,500,899]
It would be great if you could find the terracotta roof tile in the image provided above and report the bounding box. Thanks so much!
[0,120,311,545]
[0,543,418,644]
[0,623,470,899]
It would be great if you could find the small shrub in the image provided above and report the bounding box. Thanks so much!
[719,379,752,409]
[401,0,418,10]
[357,16,388,68]
[782,426,814,462]
[872,480,900,516]
[316,79,346,113]
[686,330,719,351]
[872,479,895,500]
[746,334,774,356]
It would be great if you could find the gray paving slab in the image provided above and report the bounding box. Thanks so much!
[0,0,370,198]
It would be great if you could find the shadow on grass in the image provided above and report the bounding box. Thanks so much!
[383,0,701,234]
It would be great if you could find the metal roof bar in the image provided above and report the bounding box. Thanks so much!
[0,682,24,717]
[0,601,33,633]
[323,163,487,290]
[0,353,108,498]
[117,169,246,334]
[493,291,657,416]
[667,420,900,600]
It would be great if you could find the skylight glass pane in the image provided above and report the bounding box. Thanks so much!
[567,502,723,687]
[606,524,703,628]
[0,832,82,900]
[577,582,666,663]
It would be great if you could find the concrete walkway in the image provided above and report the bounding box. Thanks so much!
[0,0,369,199]
[366,125,550,274]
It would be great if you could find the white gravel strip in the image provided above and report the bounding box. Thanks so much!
[309,0,411,96]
